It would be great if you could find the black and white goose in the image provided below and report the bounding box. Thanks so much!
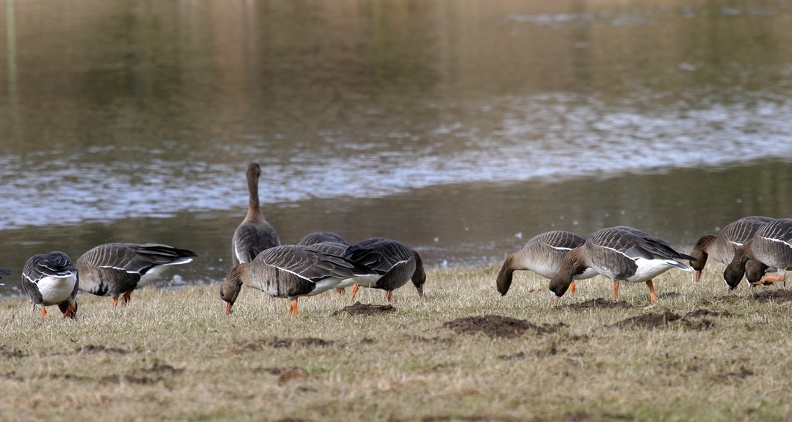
[340,237,426,302]
[21,252,78,319]
[549,226,694,303]
[77,243,197,307]
[231,162,281,266]
[689,216,775,282]
[220,244,360,316]
[724,218,792,290]
[496,231,598,296]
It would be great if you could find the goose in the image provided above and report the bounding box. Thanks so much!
[341,237,426,302]
[21,252,78,319]
[231,162,281,266]
[496,231,598,297]
[298,231,348,247]
[77,243,197,307]
[689,216,775,282]
[220,244,361,316]
[549,226,695,303]
[724,218,792,290]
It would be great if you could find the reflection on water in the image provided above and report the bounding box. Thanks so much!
[1,0,791,298]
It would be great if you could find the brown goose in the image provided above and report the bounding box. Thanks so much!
[689,216,775,281]
[77,243,197,307]
[341,237,426,302]
[232,162,281,266]
[724,218,792,290]
[496,231,598,297]
[21,252,78,319]
[220,245,361,316]
[549,226,694,303]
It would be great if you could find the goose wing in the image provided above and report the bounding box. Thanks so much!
[258,245,357,282]
[342,237,413,275]
[78,243,197,275]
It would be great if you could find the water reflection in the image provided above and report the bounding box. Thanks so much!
[1,0,791,298]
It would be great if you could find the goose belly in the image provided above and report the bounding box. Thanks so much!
[303,277,342,296]
[623,258,683,283]
[37,274,77,304]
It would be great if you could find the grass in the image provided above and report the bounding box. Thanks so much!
[1,263,792,421]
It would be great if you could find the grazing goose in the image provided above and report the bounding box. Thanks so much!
[496,231,598,297]
[21,252,78,319]
[341,237,426,302]
[689,216,775,282]
[220,245,361,316]
[298,231,349,247]
[724,218,792,290]
[77,243,197,307]
[231,162,281,266]
[549,226,695,303]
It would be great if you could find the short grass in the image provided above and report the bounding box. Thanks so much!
[1,263,791,421]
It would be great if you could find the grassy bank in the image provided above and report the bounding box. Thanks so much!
[1,263,791,421]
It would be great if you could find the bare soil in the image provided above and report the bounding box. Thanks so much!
[332,301,396,315]
[565,298,632,310]
[442,315,564,338]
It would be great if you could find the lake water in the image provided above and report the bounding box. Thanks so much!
[2,0,792,298]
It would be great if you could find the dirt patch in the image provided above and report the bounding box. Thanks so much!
[239,337,333,351]
[753,289,792,303]
[714,366,754,382]
[0,346,27,358]
[443,315,563,339]
[566,298,632,310]
[403,334,454,344]
[419,416,519,422]
[611,309,726,330]
[332,302,396,316]
[145,363,183,375]
[75,345,129,354]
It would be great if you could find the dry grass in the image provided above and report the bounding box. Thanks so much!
[1,263,791,421]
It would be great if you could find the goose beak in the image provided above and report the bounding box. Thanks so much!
[694,271,702,282]
[416,286,424,298]
[224,302,233,315]
[550,292,560,302]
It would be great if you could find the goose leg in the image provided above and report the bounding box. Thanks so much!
[40,307,47,321]
[646,279,658,303]
[351,284,360,301]
[756,274,786,286]
[112,297,119,308]
[569,281,576,296]
[385,291,393,302]
[122,291,132,305]
[613,282,619,301]
[62,304,76,319]
[288,299,299,316]
[336,288,346,295]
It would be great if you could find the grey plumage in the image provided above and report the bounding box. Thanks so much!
[21,252,78,319]
[724,218,792,289]
[341,237,426,300]
[689,216,774,281]
[77,243,197,306]
[298,231,348,247]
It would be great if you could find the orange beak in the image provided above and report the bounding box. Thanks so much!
[694,271,702,282]
[224,302,233,315]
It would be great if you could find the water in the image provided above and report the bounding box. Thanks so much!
[2,0,792,298]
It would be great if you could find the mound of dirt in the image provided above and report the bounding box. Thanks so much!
[753,289,792,303]
[442,315,563,339]
[611,308,727,330]
[239,337,333,351]
[566,298,632,310]
[332,302,396,316]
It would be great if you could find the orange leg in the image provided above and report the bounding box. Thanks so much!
[40,307,48,320]
[287,299,299,316]
[351,284,360,301]
[613,282,620,301]
[111,298,119,308]
[62,304,76,319]
[385,291,393,302]
[122,291,132,305]
[336,288,346,295]
[569,281,576,296]
[646,279,658,303]
[758,274,786,285]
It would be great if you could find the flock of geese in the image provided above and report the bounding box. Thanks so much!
[5,162,792,319]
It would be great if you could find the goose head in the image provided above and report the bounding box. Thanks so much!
[220,264,247,315]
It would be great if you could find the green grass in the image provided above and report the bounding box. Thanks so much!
[1,263,791,421]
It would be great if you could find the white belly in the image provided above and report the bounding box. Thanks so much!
[37,273,78,304]
[623,258,690,283]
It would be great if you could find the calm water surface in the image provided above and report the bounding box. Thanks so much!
[1,0,792,298]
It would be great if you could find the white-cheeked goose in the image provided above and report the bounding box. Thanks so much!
[77,243,197,307]
[340,237,426,302]
[220,244,361,316]
[231,162,281,266]
[497,231,598,297]
[724,218,792,290]
[21,252,78,319]
[689,216,775,282]
[549,226,694,303]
